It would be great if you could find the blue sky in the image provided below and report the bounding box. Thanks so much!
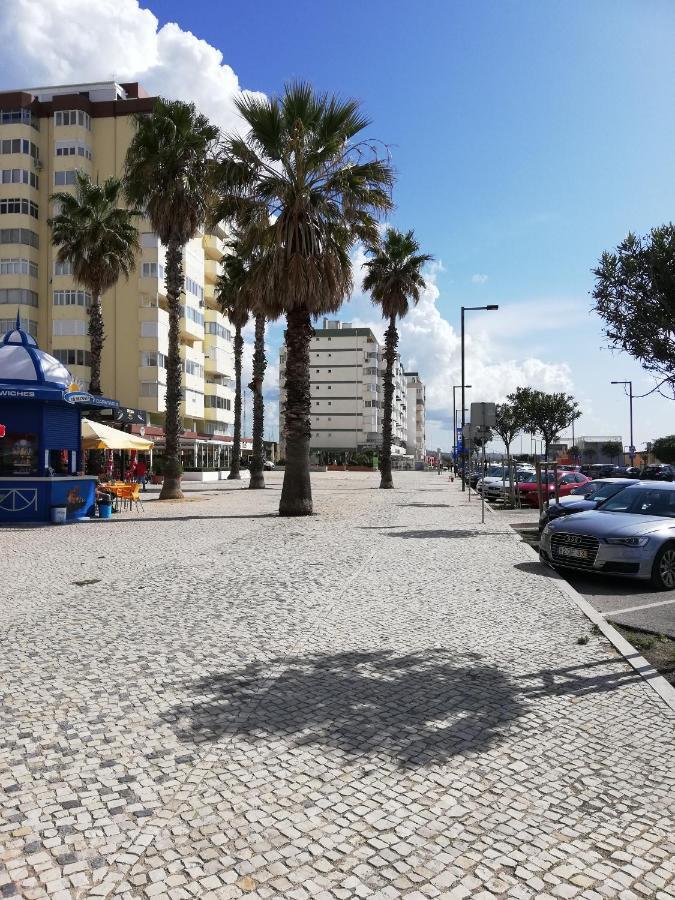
[2,0,674,450]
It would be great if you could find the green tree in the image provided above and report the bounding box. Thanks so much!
[593,225,675,395]
[213,82,393,515]
[48,172,139,396]
[652,435,675,465]
[568,445,581,462]
[493,401,525,496]
[583,447,597,463]
[509,387,581,459]
[601,440,623,463]
[124,99,218,500]
[248,311,267,490]
[363,229,432,488]
[216,241,251,480]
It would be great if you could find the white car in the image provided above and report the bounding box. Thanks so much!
[263,459,275,470]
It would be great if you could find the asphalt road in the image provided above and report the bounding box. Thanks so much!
[507,511,675,639]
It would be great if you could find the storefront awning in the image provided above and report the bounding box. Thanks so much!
[81,418,154,451]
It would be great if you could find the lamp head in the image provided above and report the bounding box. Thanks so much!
[486,305,499,311]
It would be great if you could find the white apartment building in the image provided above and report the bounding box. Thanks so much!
[278,319,409,459]
[405,371,426,460]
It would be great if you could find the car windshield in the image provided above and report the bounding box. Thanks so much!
[486,468,506,477]
[600,487,675,518]
[593,483,628,502]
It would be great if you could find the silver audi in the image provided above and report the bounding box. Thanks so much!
[539,482,675,590]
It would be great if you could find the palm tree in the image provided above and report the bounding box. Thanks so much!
[48,172,139,395]
[124,99,218,500]
[248,311,267,489]
[213,82,393,515]
[363,228,432,488]
[216,244,250,480]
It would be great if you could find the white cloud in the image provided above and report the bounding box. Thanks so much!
[0,0,263,132]
[471,273,489,284]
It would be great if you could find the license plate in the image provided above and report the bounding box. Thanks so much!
[557,546,589,559]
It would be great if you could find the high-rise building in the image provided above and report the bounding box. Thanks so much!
[278,319,409,460]
[0,81,236,469]
[405,371,426,461]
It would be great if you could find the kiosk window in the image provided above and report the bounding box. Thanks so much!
[0,433,38,476]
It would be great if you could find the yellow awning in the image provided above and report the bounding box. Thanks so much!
[81,418,154,451]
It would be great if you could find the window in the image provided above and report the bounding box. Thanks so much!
[0,198,38,218]
[0,432,38,476]
[0,169,38,189]
[0,228,39,248]
[53,348,91,367]
[140,321,159,338]
[140,351,166,368]
[54,170,79,187]
[55,140,92,159]
[184,359,204,378]
[0,257,37,277]
[54,110,91,129]
[53,319,87,336]
[140,232,158,248]
[140,382,160,397]
[54,260,73,276]
[53,290,91,307]
[0,288,38,307]
[185,276,204,302]
[0,138,39,158]
[0,317,37,336]
[183,305,204,327]
[141,261,165,280]
[0,108,38,129]
[204,321,231,340]
[204,395,231,410]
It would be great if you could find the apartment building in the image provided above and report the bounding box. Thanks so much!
[405,371,426,461]
[0,81,236,467]
[278,319,408,459]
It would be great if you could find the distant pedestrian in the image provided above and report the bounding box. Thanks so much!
[136,459,148,491]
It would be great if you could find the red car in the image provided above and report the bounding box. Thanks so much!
[517,472,591,508]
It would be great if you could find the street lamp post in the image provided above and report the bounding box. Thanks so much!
[461,305,499,490]
[610,380,634,464]
[453,384,471,466]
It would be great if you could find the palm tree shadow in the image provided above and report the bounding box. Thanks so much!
[162,649,523,769]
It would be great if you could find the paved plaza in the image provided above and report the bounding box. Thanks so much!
[2,471,674,900]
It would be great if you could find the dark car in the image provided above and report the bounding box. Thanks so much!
[538,477,638,532]
[581,464,619,479]
[640,464,675,482]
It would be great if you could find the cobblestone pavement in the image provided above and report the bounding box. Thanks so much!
[2,472,674,900]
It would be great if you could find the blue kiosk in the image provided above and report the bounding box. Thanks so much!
[0,317,118,523]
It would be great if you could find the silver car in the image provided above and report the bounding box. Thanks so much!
[539,482,675,590]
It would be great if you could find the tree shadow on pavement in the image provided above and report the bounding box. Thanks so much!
[163,649,523,769]
[398,503,451,508]
[383,529,512,539]
[517,656,644,698]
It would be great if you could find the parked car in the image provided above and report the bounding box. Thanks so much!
[580,464,618,479]
[640,464,675,482]
[540,482,675,589]
[517,471,591,508]
[538,477,639,532]
[263,459,275,470]
[484,469,537,501]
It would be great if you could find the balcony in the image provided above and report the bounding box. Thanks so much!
[203,231,225,261]
[204,257,223,285]
[180,305,204,342]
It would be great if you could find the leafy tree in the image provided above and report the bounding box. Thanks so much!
[49,172,139,396]
[652,435,675,465]
[216,241,251,480]
[583,447,597,463]
[363,228,432,488]
[568,445,580,462]
[213,82,393,515]
[509,387,581,459]
[125,99,218,500]
[592,225,675,396]
[601,440,623,463]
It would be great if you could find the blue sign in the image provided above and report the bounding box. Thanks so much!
[64,390,91,405]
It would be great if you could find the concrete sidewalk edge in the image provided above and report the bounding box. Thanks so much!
[520,538,675,715]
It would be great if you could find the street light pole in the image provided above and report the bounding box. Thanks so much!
[611,380,634,464]
[461,305,498,491]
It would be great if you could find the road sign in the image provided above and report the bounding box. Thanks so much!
[470,402,496,429]
[629,445,636,454]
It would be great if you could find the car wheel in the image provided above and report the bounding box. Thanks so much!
[650,543,675,591]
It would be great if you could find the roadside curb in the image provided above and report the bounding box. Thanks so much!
[520,535,675,715]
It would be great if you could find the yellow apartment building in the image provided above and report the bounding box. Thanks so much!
[0,80,238,471]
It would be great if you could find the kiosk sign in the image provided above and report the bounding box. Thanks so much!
[0,424,5,438]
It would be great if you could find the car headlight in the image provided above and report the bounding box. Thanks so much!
[605,536,649,547]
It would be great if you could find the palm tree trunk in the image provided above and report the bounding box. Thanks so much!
[249,313,266,490]
[88,294,104,396]
[159,239,184,500]
[228,324,243,480]
[379,314,398,489]
[279,307,313,516]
